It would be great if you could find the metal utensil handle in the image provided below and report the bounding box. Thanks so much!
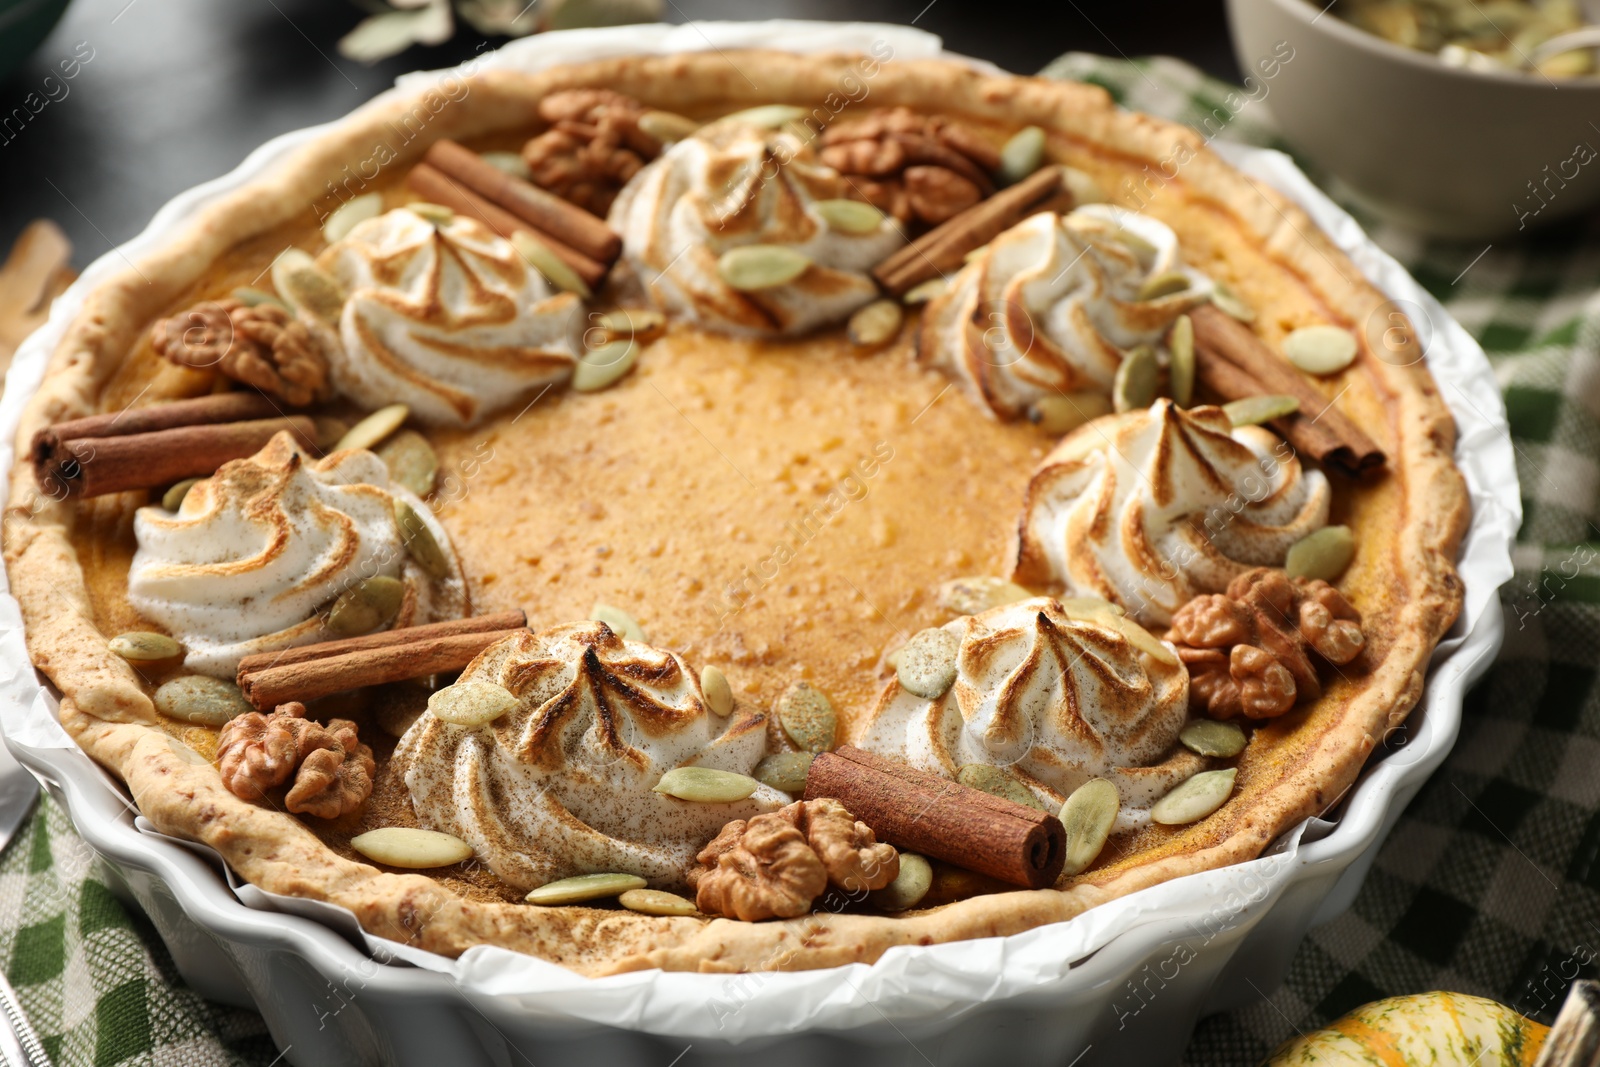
[1534,981,1600,1067]
[0,979,49,1067]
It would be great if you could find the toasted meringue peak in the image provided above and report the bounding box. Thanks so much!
[855,597,1196,826]
[128,432,467,678]
[393,622,789,889]
[1011,400,1331,626]
[317,208,581,427]
[609,121,906,337]
[920,205,1211,420]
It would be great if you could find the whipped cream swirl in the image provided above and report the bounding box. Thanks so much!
[921,205,1211,420]
[609,121,906,337]
[316,208,581,427]
[855,597,1196,824]
[393,622,790,889]
[1012,400,1331,626]
[128,432,466,678]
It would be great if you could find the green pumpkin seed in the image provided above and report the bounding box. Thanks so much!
[937,576,1033,617]
[376,430,439,498]
[429,680,517,726]
[999,125,1046,185]
[1210,283,1256,323]
[962,244,990,265]
[848,299,903,348]
[270,249,345,322]
[1151,768,1236,826]
[1283,324,1358,376]
[1179,719,1248,758]
[776,681,836,753]
[512,230,592,298]
[326,575,404,637]
[591,603,646,642]
[1059,778,1120,876]
[1101,611,1179,667]
[335,404,410,452]
[653,766,761,803]
[479,151,531,180]
[597,308,665,342]
[1137,271,1192,301]
[525,872,647,906]
[869,852,932,912]
[395,500,450,580]
[322,192,383,244]
[902,278,948,305]
[637,109,701,143]
[717,244,812,291]
[1223,394,1300,427]
[1113,344,1159,413]
[957,765,1046,810]
[406,202,455,225]
[618,888,698,916]
[154,675,251,727]
[1110,229,1158,266]
[753,751,814,793]
[109,631,181,663]
[1285,525,1356,581]
[1028,391,1112,435]
[571,339,638,393]
[1062,166,1107,205]
[352,827,473,868]
[231,286,289,311]
[895,627,961,700]
[1168,314,1196,406]
[162,478,200,512]
[718,104,807,129]
[700,665,733,716]
[813,198,886,235]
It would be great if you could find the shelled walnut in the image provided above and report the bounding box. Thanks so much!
[151,298,331,407]
[216,701,375,818]
[521,89,662,216]
[818,106,1000,226]
[689,798,899,921]
[1168,568,1367,720]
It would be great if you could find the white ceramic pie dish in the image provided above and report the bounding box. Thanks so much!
[0,22,1520,1067]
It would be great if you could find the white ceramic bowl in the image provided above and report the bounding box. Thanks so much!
[1227,0,1600,237]
[0,22,1522,1067]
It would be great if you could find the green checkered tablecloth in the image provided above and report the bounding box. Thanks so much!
[4,50,1600,1067]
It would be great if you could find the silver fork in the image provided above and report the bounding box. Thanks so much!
[0,741,50,1067]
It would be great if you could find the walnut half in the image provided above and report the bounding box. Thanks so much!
[216,702,375,818]
[689,799,899,921]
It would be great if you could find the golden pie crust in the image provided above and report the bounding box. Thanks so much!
[3,51,1469,975]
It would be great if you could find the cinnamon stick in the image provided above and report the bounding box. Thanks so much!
[424,140,621,266]
[872,165,1073,297]
[1189,304,1386,475]
[804,745,1066,889]
[38,392,282,447]
[236,610,526,673]
[405,163,608,290]
[35,418,316,500]
[236,627,525,711]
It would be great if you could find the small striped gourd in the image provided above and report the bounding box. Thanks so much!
[1263,992,1548,1066]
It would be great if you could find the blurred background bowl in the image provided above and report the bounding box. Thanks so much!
[0,0,71,82]
[1227,0,1600,238]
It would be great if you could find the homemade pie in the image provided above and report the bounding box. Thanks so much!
[2,49,1469,976]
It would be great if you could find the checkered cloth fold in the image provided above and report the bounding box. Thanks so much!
[1036,53,1600,1064]
[2,50,1597,1067]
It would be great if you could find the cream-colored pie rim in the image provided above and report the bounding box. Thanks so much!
[2,50,1469,976]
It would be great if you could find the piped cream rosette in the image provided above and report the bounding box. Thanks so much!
[855,597,1199,830]
[306,208,583,427]
[609,120,907,337]
[128,432,467,679]
[393,622,790,890]
[1011,400,1331,626]
[920,205,1211,420]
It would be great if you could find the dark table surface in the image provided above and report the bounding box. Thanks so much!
[0,0,1241,268]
